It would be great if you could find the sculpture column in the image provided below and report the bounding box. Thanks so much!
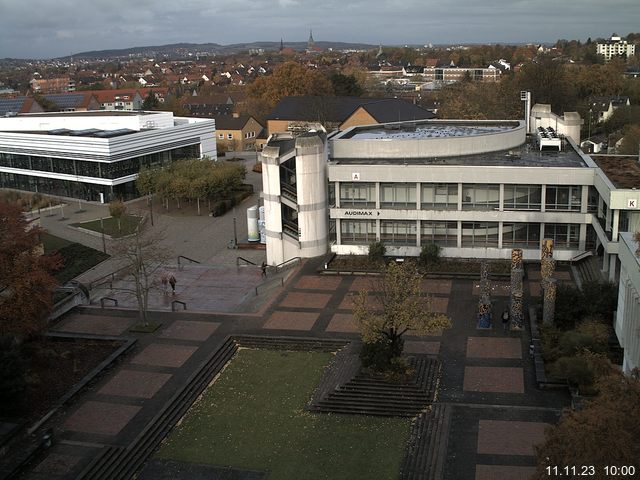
[543,277,557,325]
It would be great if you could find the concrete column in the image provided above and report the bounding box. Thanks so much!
[457,220,462,248]
[498,221,503,249]
[416,182,421,210]
[543,278,557,325]
[540,184,546,213]
[335,218,342,245]
[539,223,545,250]
[605,203,612,232]
[335,181,340,208]
[376,218,381,241]
[598,195,603,219]
[609,254,617,282]
[375,182,380,209]
[602,252,609,273]
[457,183,463,211]
[416,220,421,247]
[612,209,620,241]
[499,184,504,212]
[581,185,589,214]
[579,224,587,251]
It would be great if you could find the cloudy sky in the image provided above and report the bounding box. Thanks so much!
[0,0,638,59]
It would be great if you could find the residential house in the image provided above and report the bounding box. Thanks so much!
[42,93,101,112]
[84,89,144,111]
[0,97,44,116]
[214,114,262,152]
[597,36,636,62]
[214,114,263,152]
[266,96,435,136]
[589,96,631,123]
[30,76,75,94]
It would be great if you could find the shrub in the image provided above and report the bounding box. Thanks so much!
[368,241,386,263]
[419,242,441,269]
[552,355,594,390]
[360,336,404,372]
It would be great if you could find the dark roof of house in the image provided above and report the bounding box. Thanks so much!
[589,95,630,111]
[267,96,435,124]
[213,114,260,130]
[44,93,97,110]
[0,97,33,116]
[185,104,233,117]
[352,99,436,123]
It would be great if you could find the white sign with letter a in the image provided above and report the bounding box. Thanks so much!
[352,172,360,181]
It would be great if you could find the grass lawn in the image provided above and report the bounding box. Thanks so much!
[156,349,411,480]
[71,214,141,237]
[42,233,109,284]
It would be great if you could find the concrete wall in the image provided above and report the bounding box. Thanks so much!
[332,121,526,159]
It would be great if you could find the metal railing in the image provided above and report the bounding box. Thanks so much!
[89,266,129,291]
[274,257,301,273]
[100,297,118,308]
[177,255,200,270]
[171,300,187,311]
[236,256,257,266]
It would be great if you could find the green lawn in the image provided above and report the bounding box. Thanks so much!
[71,215,141,237]
[42,233,109,284]
[156,349,411,480]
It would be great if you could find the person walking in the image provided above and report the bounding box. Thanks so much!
[261,261,267,278]
[501,309,510,332]
[169,274,177,294]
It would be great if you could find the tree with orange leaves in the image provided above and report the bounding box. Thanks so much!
[0,201,60,338]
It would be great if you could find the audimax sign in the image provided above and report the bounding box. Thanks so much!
[343,210,381,216]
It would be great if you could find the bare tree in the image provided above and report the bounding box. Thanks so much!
[111,219,172,325]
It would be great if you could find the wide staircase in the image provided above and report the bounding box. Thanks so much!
[574,255,604,285]
[310,356,442,417]
[400,403,452,480]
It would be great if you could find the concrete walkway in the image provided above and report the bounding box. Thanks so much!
[20,256,572,480]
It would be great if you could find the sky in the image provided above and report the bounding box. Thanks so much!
[0,0,638,59]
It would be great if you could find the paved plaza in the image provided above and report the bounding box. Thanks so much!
[17,159,571,479]
[24,256,571,480]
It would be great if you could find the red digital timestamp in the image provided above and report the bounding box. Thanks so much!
[546,465,637,476]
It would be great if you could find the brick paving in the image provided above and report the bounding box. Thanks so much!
[20,253,573,479]
[477,420,548,456]
[131,343,198,368]
[475,465,537,480]
[263,311,320,330]
[325,313,358,333]
[463,366,525,393]
[466,337,522,359]
[64,401,141,436]
[98,370,172,399]
[159,320,220,341]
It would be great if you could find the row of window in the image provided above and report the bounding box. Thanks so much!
[0,145,199,180]
[217,131,256,140]
[333,182,596,212]
[337,220,581,249]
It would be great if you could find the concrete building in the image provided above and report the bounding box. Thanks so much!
[597,36,636,62]
[422,65,501,82]
[615,232,640,374]
[0,111,216,202]
[260,116,640,284]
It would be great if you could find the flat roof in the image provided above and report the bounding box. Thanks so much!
[592,155,640,189]
[344,122,518,140]
[13,111,154,117]
[331,137,587,168]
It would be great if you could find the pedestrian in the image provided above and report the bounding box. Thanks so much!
[169,274,177,294]
[160,272,169,295]
[501,309,510,332]
[261,261,267,278]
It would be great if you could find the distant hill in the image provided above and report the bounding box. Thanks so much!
[64,41,378,60]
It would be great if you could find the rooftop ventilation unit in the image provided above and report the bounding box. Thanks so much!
[537,126,561,151]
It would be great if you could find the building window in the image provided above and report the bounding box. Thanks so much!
[421,183,458,210]
[503,185,542,210]
[544,223,580,249]
[545,186,582,211]
[380,183,416,209]
[461,222,499,248]
[339,182,376,208]
[328,182,336,208]
[227,133,233,140]
[218,133,224,139]
[587,186,598,213]
[380,220,416,246]
[462,184,499,210]
[502,223,541,248]
[341,220,376,244]
[420,221,457,247]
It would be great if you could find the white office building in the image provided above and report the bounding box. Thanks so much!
[0,111,216,202]
[615,232,640,374]
[260,116,640,285]
[597,36,636,62]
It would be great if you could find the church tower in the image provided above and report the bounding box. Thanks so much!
[307,29,315,52]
